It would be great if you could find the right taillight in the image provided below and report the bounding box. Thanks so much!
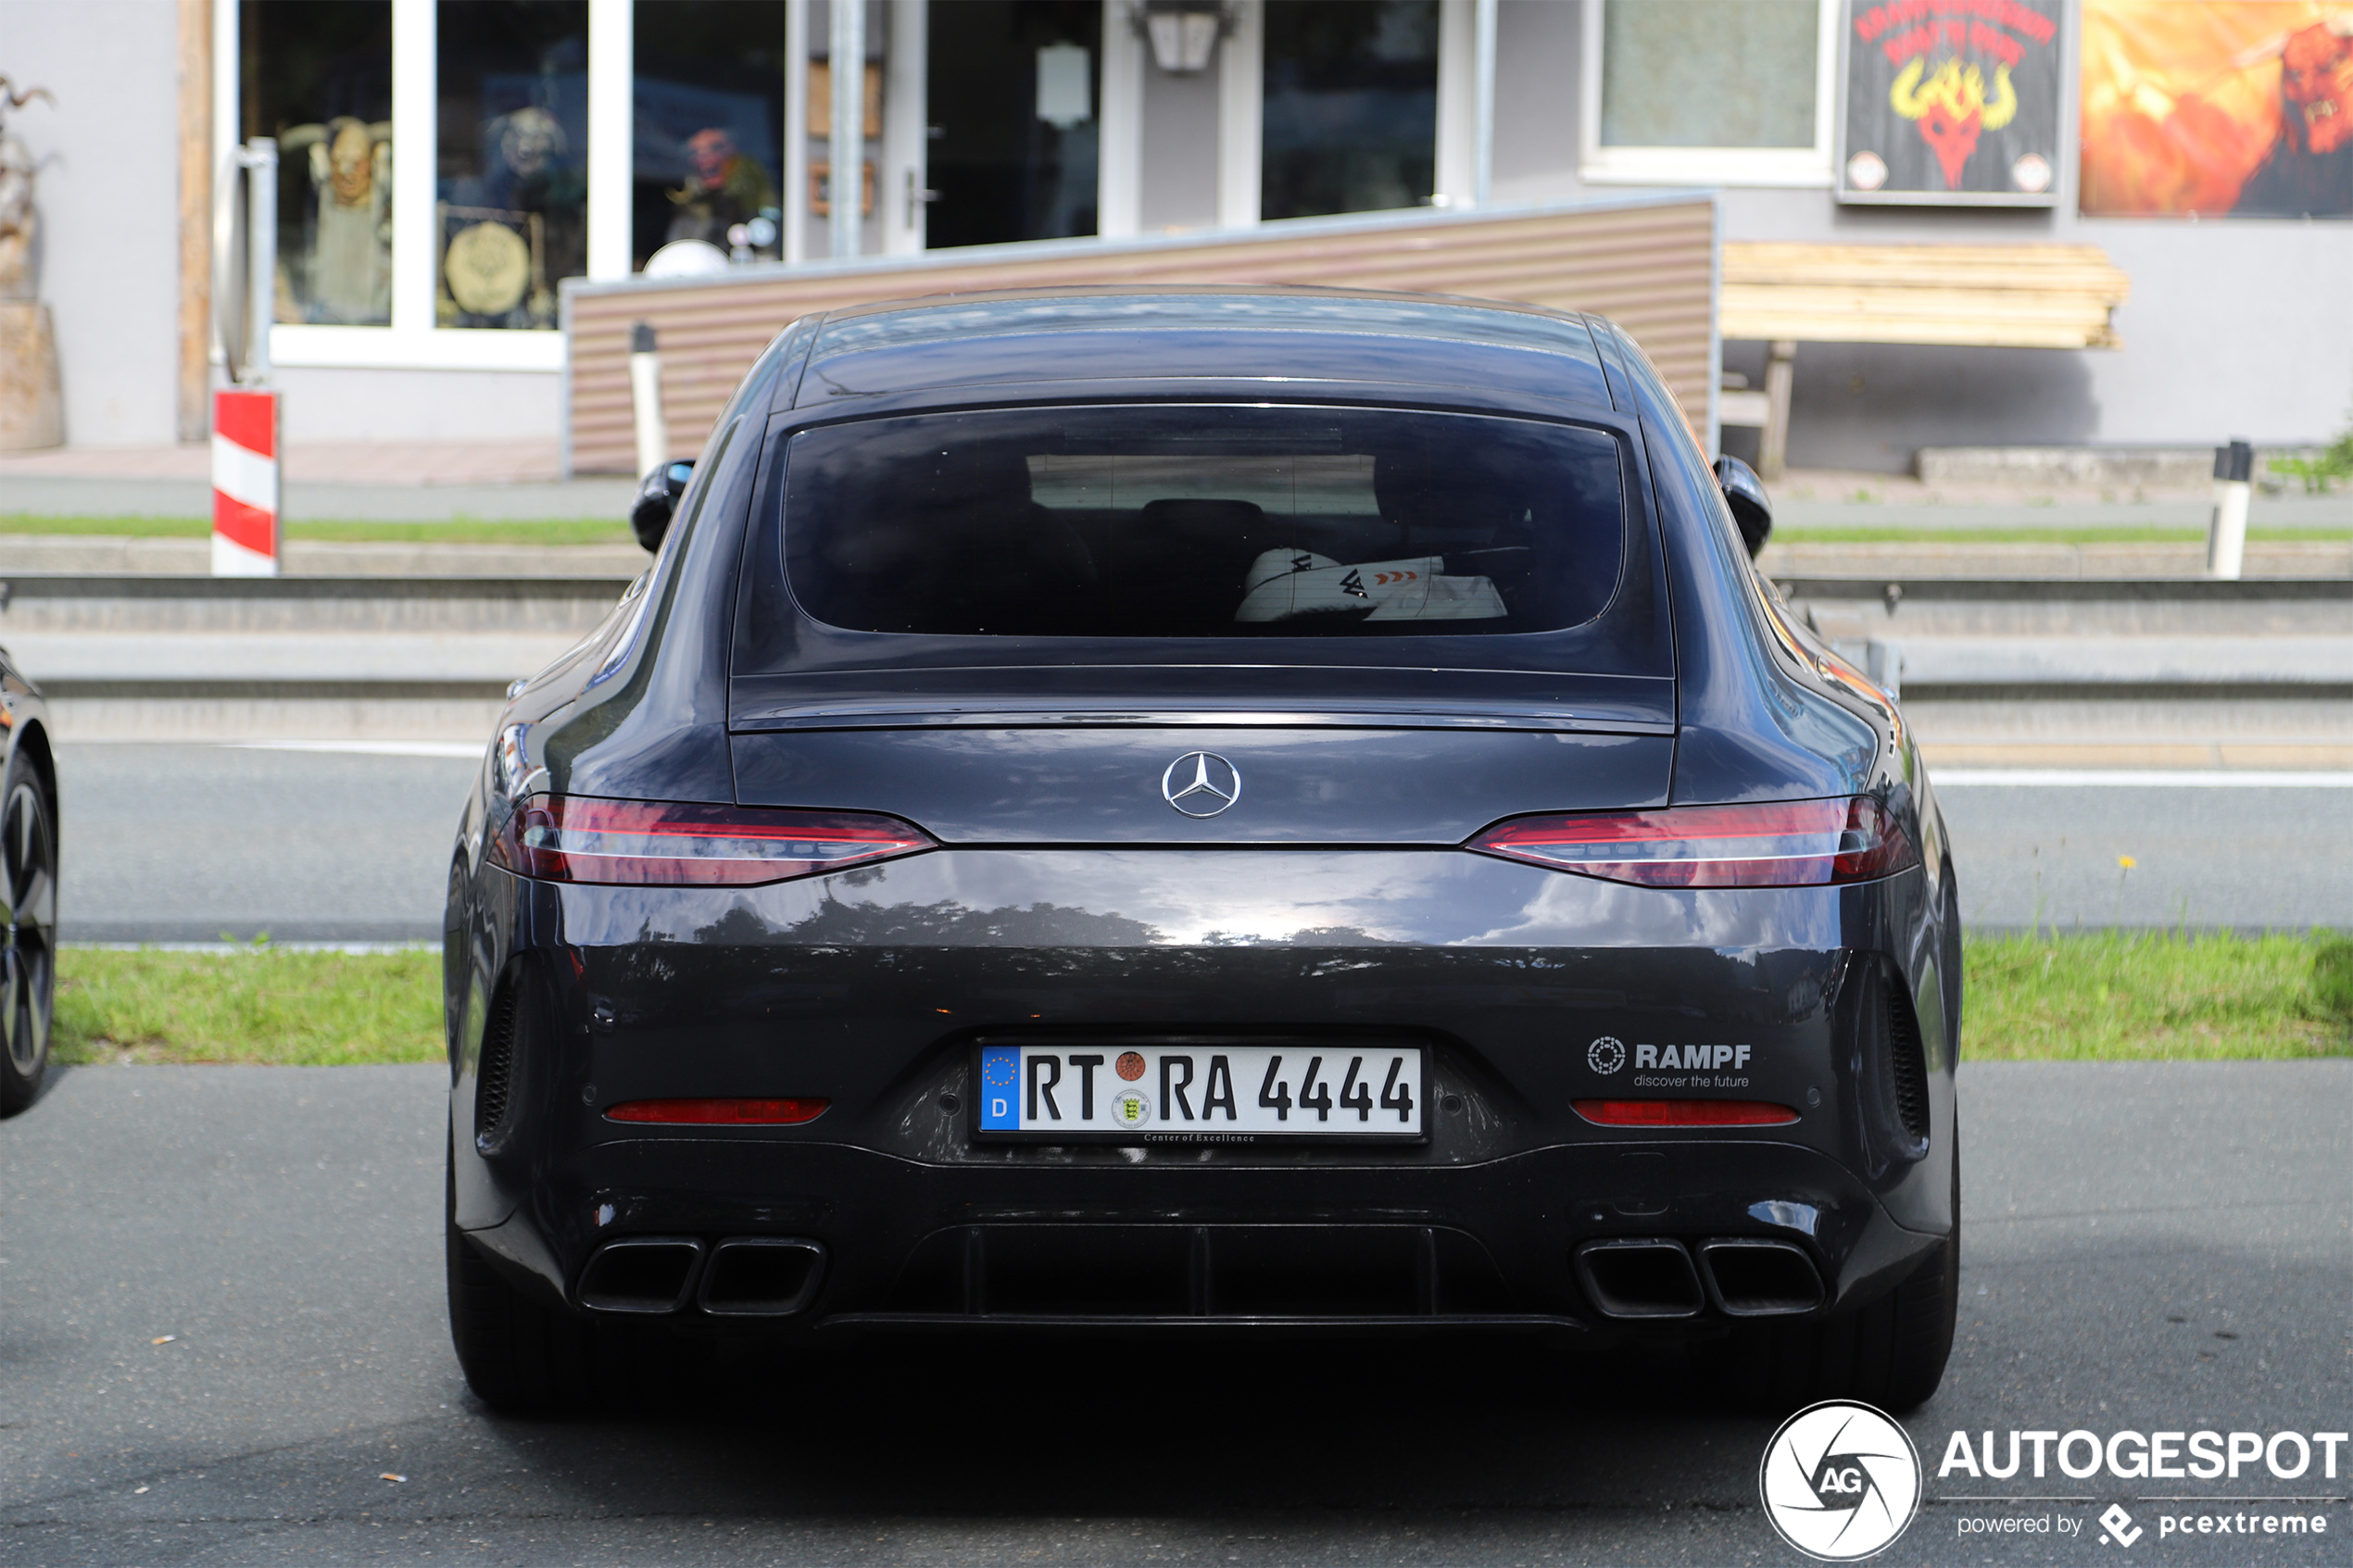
[1468,796,1914,887]
[488,797,935,886]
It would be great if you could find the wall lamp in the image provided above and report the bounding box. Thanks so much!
[1136,0,1232,74]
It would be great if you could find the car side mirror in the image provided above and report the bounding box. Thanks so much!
[1714,455,1773,558]
[630,460,695,553]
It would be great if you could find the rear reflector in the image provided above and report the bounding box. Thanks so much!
[1469,797,1914,887]
[1573,1099,1800,1127]
[489,797,933,886]
[605,1098,830,1125]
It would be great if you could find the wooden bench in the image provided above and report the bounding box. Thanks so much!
[1717,243,2132,478]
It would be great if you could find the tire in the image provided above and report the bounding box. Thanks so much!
[0,756,57,1117]
[445,1147,704,1414]
[1702,1143,1959,1415]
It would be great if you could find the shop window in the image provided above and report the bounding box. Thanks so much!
[436,0,589,329]
[1261,0,1438,221]
[925,0,1100,249]
[632,1,786,270]
[242,0,395,327]
[1582,0,1836,185]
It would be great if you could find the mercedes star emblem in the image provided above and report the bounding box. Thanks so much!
[1161,751,1241,817]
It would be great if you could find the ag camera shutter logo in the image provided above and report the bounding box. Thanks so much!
[1759,1400,1922,1560]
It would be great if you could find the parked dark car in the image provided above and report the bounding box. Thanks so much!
[445,288,1961,1414]
[0,656,57,1117]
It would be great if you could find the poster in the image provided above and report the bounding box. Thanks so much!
[2082,1,2353,218]
[1839,0,2065,204]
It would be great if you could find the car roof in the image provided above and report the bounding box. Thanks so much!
[789,286,1620,414]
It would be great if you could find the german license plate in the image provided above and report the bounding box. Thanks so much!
[975,1043,1426,1141]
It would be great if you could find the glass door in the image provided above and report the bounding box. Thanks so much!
[1262,0,1439,220]
[924,0,1101,249]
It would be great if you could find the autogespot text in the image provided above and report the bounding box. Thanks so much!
[1939,1427,2349,1481]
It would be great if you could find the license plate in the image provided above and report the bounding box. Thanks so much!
[975,1043,1426,1142]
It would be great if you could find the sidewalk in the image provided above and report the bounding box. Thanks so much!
[0,439,565,483]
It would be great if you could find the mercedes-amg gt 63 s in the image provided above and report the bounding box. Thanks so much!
[444,288,1961,1415]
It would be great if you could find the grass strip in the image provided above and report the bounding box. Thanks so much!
[1963,930,2353,1060]
[48,931,2353,1069]
[0,513,635,546]
[56,947,443,1066]
[1773,525,2353,546]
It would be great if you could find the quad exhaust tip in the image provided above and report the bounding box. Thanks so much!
[699,1237,826,1317]
[1574,1237,1705,1319]
[578,1236,828,1317]
[1695,1237,1823,1317]
[578,1236,704,1314]
[1575,1236,1825,1321]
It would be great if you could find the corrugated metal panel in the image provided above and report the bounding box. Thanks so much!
[564,200,1716,475]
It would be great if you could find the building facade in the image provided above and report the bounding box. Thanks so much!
[2,0,2347,470]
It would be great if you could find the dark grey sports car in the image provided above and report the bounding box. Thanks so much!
[444,288,1960,1415]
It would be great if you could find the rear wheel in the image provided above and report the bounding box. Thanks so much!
[446,1146,705,1414]
[1701,1144,1959,1414]
[0,759,57,1117]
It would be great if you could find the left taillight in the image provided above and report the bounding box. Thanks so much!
[1467,796,1915,888]
[488,797,935,886]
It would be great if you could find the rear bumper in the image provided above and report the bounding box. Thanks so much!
[447,846,1957,1337]
[460,1134,1946,1337]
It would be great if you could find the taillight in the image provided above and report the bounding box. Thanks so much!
[1468,797,1914,887]
[489,797,933,886]
[606,1098,830,1124]
[1573,1099,1799,1127]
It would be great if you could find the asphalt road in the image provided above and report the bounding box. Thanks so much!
[57,744,481,944]
[48,744,2353,943]
[0,1060,2346,1564]
[1934,780,2353,933]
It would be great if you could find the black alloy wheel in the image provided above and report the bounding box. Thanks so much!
[0,761,55,1115]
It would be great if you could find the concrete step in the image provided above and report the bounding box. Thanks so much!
[1757,540,2351,580]
[4,631,583,685]
[1,571,2340,756]
[0,577,628,742]
[1780,575,2353,638]
[0,535,649,577]
[1850,637,2353,690]
[0,573,634,633]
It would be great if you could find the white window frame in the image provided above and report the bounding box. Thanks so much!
[1097,0,1146,239]
[230,0,637,374]
[1224,0,1473,228]
[1579,0,1839,188]
[1215,0,1264,229]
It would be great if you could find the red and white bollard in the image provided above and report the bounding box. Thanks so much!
[211,387,280,577]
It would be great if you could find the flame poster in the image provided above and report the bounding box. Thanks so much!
[2082,2,2353,218]
[1838,0,2065,204]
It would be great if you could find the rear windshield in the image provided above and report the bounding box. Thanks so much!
[781,406,1626,638]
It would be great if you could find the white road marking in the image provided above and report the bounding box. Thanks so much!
[1935,769,2353,788]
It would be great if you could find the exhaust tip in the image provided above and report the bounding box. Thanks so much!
[1697,1238,1824,1316]
[578,1236,704,1313]
[698,1237,827,1317]
[1574,1237,1704,1319]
